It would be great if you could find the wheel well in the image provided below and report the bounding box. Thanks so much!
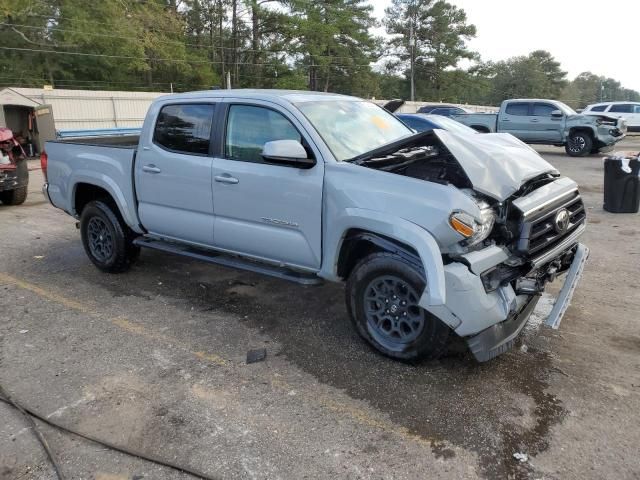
[568,127,593,139]
[74,183,115,216]
[337,229,421,280]
[471,125,490,133]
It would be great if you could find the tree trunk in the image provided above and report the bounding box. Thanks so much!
[251,0,261,87]
[231,0,238,86]
[218,0,225,86]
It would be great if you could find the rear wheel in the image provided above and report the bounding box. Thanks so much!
[565,131,593,157]
[346,252,450,361]
[80,200,139,273]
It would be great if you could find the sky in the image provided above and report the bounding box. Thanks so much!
[371,0,640,92]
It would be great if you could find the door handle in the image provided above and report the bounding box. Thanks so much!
[530,119,540,123]
[214,174,239,185]
[142,164,161,174]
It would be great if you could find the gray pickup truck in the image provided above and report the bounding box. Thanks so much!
[453,99,626,157]
[42,90,589,362]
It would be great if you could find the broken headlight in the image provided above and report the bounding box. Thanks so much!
[449,203,496,247]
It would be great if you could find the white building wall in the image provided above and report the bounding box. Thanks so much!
[9,88,168,131]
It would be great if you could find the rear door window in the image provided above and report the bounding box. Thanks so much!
[505,103,530,116]
[609,104,633,113]
[590,105,608,112]
[225,105,302,163]
[153,104,215,155]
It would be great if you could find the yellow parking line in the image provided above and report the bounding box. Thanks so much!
[1,271,442,450]
[0,272,89,313]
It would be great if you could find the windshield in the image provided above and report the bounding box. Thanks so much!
[426,115,479,135]
[295,100,413,161]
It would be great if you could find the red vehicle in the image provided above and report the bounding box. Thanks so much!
[0,127,28,205]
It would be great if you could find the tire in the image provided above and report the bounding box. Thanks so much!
[0,186,27,205]
[0,160,28,205]
[80,200,139,273]
[345,252,450,361]
[565,131,593,157]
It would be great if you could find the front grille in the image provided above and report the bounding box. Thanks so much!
[516,191,586,257]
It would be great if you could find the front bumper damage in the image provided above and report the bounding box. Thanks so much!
[424,240,589,362]
[468,244,589,361]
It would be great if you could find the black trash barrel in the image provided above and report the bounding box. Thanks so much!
[603,157,640,213]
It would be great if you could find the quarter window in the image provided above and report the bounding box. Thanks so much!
[609,104,633,113]
[153,104,214,155]
[225,105,302,163]
[505,103,529,116]
[590,105,607,112]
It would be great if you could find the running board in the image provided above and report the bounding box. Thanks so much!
[133,237,323,286]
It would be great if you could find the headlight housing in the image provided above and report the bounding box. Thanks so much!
[449,204,496,247]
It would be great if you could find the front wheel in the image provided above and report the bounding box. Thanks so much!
[345,252,450,361]
[80,200,139,273]
[565,132,593,157]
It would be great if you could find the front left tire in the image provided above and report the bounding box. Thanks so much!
[565,131,593,157]
[345,251,450,361]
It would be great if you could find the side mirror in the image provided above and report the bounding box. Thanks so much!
[262,140,316,169]
[551,109,564,118]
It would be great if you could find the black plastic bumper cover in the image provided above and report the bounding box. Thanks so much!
[466,296,540,363]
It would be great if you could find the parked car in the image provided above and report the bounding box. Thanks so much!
[42,90,589,362]
[583,102,640,132]
[417,104,474,117]
[0,127,28,205]
[396,113,479,135]
[452,99,626,157]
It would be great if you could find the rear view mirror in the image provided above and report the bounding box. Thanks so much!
[551,109,564,118]
[262,140,316,168]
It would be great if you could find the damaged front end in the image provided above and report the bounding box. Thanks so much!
[430,176,589,362]
[349,129,589,361]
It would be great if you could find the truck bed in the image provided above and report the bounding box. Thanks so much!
[452,113,498,133]
[44,137,140,230]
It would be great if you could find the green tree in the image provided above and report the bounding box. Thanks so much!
[485,50,567,104]
[384,0,476,101]
[288,0,378,92]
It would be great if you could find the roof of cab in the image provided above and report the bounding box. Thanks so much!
[153,89,360,105]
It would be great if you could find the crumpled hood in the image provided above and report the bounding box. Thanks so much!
[433,129,558,201]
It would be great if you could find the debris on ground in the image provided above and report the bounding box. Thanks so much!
[513,452,528,463]
[246,348,267,364]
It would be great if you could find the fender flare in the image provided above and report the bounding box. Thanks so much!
[320,208,446,306]
[70,170,143,234]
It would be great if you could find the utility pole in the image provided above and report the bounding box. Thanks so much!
[410,23,415,102]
